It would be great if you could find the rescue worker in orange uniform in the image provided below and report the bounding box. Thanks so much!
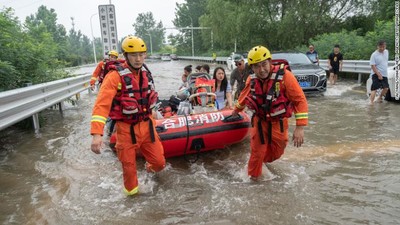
[232,45,308,181]
[90,35,166,195]
[90,50,119,90]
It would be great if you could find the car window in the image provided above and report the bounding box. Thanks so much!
[272,53,312,65]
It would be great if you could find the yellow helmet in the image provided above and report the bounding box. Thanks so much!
[121,35,147,53]
[247,45,272,65]
[108,50,119,57]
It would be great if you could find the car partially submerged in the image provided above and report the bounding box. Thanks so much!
[366,62,400,101]
[272,52,327,94]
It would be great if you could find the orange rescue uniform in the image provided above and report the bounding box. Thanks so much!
[234,67,308,178]
[90,60,105,86]
[91,62,165,195]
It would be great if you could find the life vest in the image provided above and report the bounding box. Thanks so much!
[109,64,158,125]
[99,59,126,84]
[192,77,215,107]
[245,63,293,122]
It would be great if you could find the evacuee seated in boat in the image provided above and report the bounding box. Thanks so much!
[156,73,218,119]
[187,72,217,112]
[213,67,233,110]
[179,65,192,90]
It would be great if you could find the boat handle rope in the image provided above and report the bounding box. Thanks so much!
[183,112,200,163]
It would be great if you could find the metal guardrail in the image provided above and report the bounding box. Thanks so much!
[0,74,92,131]
[319,60,395,74]
[319,60,395,83]
[179,56,395,83]
[178,56,228,64]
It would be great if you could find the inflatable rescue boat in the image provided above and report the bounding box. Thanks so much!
[109,110,250,158]
[109,72,251,158]
[156,109,250,158]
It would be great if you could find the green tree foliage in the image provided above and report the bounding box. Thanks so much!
[172,0,207,55]
[371,0,396,21]
[0,7,65,89]
[365,19,395,59]
[0,5,97,91]
[176,0,376,54]
[66,29,94,65]
[301,30,371,60]
[0,8,22,90]
[133,12,165,53]
[25,5,68,60]
[297,19,395,60]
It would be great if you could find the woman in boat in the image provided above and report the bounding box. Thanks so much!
[213,67,233,110]
[179,65,192,90]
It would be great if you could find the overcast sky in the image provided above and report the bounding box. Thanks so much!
[2,0,185,39]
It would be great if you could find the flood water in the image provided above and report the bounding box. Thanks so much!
[1,60,400,225]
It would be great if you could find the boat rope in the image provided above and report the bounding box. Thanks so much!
[183,112,200,163]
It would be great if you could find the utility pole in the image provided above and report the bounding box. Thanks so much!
[71,17,75,30]
[147,33,153,55]
[191,19,194,56]
[180,13,194,56]
[166,26,213,55]
[90,13,98,63]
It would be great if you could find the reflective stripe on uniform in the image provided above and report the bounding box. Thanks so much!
[295,112,308,119]
[124,186,139,196]
[235,102,245,109]
[119,68,131,76]
[117,83,122,90]
[91,77,97,80]
[91,115,107,124]
[270,108,286,117]
[122,108,138,114]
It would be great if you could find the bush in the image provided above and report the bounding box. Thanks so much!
[296,19,395,60]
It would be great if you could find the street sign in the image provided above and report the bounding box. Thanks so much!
[98,4,118,57]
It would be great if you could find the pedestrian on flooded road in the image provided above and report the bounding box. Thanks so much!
[369,40,389,104]
[90,35,166,196]
[230,56,250,101]
[306,44,319,65]
[232,45,308,181]
[328,44,343,85]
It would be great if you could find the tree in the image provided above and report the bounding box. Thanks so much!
[371,0,396,21]
[65,28,94,66]
[178,0,373,54]
[297,18,395,60]
[25,5,68,61]
[173,0,208,55]
[0,8,21,90]
[133,12,165,53]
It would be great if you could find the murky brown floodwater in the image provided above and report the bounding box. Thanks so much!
[1,60,400,225]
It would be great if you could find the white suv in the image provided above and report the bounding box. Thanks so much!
[366,63,400,101]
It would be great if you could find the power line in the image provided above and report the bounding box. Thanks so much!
[8,0,45,10]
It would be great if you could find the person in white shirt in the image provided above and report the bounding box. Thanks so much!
[369,40,389,104]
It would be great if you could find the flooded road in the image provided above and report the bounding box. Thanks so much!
[1,60,400,225]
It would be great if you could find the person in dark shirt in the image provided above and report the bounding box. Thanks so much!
[306,44,319,65]
[230,57,250,100]
[328,44,343,85]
